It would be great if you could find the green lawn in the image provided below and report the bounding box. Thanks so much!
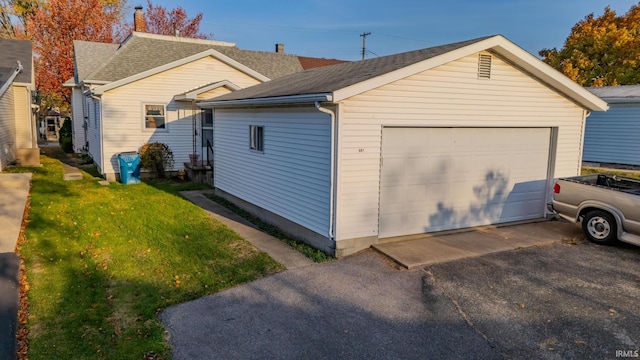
[12,149,283,359]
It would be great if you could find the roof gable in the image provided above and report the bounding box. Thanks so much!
[73,40,119,83]
[174,80,241,101]
[78,32,303,85]
[202,35,607,112]
[92,49,270,95]
[0,38,32,84]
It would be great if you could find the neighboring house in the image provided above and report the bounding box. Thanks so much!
[200,35,607,257]
[40,109,67,141]
[0,38,39,171]
[65,31,307,181]
[297,56,346,70]
[584,85,640,167]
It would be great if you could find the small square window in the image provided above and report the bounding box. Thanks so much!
[144,104,166,129]
[250,125,264,152]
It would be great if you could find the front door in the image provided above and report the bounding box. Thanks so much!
[201,109,213,166]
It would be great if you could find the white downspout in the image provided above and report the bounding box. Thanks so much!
[90,92,104,177]
[315,101,336,241]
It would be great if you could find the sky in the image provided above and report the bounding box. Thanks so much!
[142,0,640,61]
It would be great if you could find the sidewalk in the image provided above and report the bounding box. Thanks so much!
[179,190,314,269]
[0,172,32,360]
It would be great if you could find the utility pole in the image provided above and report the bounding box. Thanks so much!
[360,32,371,61]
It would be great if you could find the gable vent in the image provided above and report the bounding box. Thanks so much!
[478,54,492,79]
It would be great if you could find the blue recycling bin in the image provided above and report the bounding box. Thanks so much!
[117,152,141,184]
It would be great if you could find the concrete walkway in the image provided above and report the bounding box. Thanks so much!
[0,173,32,360]
[373,220,583,268]
[179,190,314,269]
[62,163,83,181]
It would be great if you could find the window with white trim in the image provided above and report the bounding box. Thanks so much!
[249,125,264,152]
[144,104,166,129]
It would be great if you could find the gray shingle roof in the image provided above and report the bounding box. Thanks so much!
[209,36,494,102]
[77,32,303,83]
[0,66,15,94]
[0,38,32,84]
[587,85,640,100]
[73,40,119,82]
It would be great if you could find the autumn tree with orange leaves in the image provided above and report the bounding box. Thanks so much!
[1,0,208,111]
[25,0,124,109]
[540,3,640,87]
[124,0,211,39]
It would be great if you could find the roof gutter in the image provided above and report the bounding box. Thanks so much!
[315,101,336,241]
[199,93,333,108]
[0,61,23,98]
[82,80,110,86]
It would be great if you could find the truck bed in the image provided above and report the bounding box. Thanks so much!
[563,174,640,195]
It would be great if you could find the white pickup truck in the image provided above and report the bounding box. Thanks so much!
[551,174,640,247]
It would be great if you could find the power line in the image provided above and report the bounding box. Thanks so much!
[366,49,380,57]
[360,32,371,60]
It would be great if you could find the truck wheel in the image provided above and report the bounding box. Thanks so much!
[582,210,618,245]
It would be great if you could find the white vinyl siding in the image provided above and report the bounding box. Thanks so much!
[214,107,331,237]
[335,51,584,241]
[13,85,32,148]
[101,56,261,177]
[70,87,86,152]
[0,86,16,170]
[583,103,640,166]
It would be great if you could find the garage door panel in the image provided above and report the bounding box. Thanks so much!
[379,127,551,238]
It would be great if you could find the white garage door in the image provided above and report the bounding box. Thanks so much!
[379,127,551,238]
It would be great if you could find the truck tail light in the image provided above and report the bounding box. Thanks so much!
[553,183,560,194]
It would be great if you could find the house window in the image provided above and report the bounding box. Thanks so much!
[201,109,213,147]
[249,125,264,152]
[144,104,166,129]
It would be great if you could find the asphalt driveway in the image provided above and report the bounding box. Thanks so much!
[161,235,640,359]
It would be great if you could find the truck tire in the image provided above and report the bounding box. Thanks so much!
[582,210,618,245]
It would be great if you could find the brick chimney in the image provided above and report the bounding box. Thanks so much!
[275,43,284,53]
[134,6,145,32]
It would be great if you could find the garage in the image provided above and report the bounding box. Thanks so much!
[379,127,552,238]
[201,35,608,257]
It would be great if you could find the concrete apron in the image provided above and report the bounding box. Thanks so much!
[373,220,584,269]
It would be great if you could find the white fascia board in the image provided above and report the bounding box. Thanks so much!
[489,38,608,111]
[92,49,270,95]
[199,93,333,108]
[82,80,110,85]
[332,37,503,102]
[333,35,608,112]
[12,81,32,88]
[62,79,77,87]
[174,80,242,101]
